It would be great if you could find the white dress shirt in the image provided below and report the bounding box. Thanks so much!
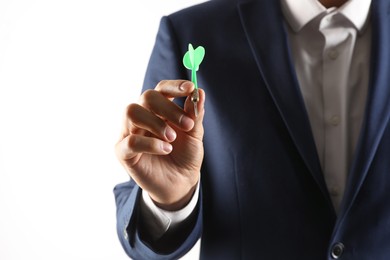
[140,0,372,238]
[282,0,371,211]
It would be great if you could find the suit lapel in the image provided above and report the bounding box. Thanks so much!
[237,0,333,209]
[339,0,390,217]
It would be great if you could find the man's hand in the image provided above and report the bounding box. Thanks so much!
[115,80,205,211]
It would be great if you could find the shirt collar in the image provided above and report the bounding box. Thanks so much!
[281,0,372,33]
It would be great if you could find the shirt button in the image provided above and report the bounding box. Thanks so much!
[331,242,345,259]
[328,49,339,60]
[329,187,339,197]
[330,115,340,126]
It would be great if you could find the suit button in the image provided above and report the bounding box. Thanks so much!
[331,242,345,259]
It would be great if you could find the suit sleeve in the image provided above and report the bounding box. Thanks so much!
[113,16,203,260]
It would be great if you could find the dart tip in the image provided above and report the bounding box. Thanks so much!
[193,102,198,117]
[191,89,199,117]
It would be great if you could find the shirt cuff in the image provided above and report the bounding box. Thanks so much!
[139,181,200,240]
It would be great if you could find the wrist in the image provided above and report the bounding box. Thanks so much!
[150,184,198,211]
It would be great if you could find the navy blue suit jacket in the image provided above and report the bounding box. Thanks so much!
[114,0,390,259]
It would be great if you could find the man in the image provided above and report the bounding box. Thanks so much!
[115,0,390,259]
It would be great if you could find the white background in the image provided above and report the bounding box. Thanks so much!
[0,0,206,259]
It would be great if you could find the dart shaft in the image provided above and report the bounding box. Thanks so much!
[191,69,198,89]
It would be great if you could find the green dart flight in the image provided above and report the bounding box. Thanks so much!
[183,43,205,90]
[183,43,205,117]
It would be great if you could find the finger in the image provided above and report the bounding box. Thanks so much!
[140,89,195,132]
[126,103,177,142]
[155,80,195,99]
[118,104,146,141]
[184,88,206,139]
[117,134,173,162]
[118,80,194,141]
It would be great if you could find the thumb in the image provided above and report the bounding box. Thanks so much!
[184,88,205,140]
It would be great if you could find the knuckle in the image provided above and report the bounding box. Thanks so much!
[157,120,167,132]
[139,89,157,105]
[126,103,140,119]
[128,135,138,151]
[114,142,123,159]
[115,138,130,160]
[156,80,168,90]
[143,141,154,151]
[147,139,160,152]
[128,134,159,153]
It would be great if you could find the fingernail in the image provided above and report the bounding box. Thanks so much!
[162,142,173,153]
[165,127,177,142]
[179,82,193,91]
[180,115,195,130]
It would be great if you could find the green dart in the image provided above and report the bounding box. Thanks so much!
[183,43,205,117]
